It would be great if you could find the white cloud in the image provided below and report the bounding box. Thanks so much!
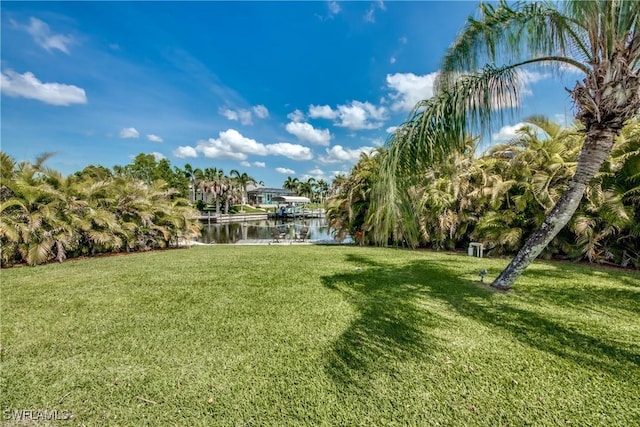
[25,17,73,54]
[285,121,332,146]
[304,168,327,182]
[185,129,313,161]
[197,129,266,160]
[492,122,527,142]
[173,146,198,158]
[276,167,295,174]
[319,145,374,164]
[518,69,551,96]
[364,8,376,23]
[554,113,573,126]
[335,101,387,130]
[318,1,341,21]
[364,1,386,23]
[220,108,238,121]
[197,143,248,161]
[386,126,398,134]
[268,142,313,160]
[220,105,270,125]
[386,72,438,112]
[0,70,87,106]
[308,104,338,120]
[253,104,269,119]
[151,152,165,161]
[147,134,163,142]
[519,69,549,85]
[309,101,387,130]
[327,1,341,15]
[238,160,268,169]
[390,56,396,64]
[220,107,253,125]
[119,127,140,138]
[557,62,584,74]
[287,109,305,122]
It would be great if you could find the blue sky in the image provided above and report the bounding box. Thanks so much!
[1,1,580,187]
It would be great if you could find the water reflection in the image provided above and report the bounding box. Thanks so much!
[198,218,345,244]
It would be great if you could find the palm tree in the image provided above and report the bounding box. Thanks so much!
[298,178,316,200]
[316,179,329,203]
[327,150,385,244]
[0,152,201,266]
[377,0,640,289]
[283,176,300,194]
[329,174,347,196]
[414,138,478,250]
[0,155,76,265]
[229,169,256,211]
[183,163,197,203]
[200,167,227,214]
[569,120,640,265]
[467,118,583,256]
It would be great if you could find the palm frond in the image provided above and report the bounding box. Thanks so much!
[440,0,590,82]
[389,64,521,177]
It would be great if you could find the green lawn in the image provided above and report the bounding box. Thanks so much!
[1,246,639,426]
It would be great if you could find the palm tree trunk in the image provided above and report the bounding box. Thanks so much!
[491,128,617,290]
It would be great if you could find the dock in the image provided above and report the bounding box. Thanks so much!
[197,212,268,223]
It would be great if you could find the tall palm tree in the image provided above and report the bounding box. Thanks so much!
[327,150,386,244]
[200,167,227,214]
[569,120,640,265]
[329,174,347,196]
[283,176,300,193]
[183,163,197,203]
[377,0,640,289]
[316,179,329,203]
[467,118,584,256]
[298,177,316,200]
[229,169,256,210]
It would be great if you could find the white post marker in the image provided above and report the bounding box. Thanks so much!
[468,242,484,258]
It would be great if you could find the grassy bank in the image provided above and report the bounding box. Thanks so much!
[1,246,639,425]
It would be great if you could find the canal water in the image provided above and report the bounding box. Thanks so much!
[197,218,343,244]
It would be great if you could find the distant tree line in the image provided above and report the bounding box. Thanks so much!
[282,177,331,204]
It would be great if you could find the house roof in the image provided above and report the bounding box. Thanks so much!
[247,187,294,195]
[272,196,310,204]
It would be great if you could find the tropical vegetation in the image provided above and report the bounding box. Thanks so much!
[327,118,640,269]
[367,0,640,289]
[283,176,331,203]
[0,153,201,267]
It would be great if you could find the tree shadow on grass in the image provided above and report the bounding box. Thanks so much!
[508,265,640,314]
[321,253,639,389]
[320,253,492,388]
